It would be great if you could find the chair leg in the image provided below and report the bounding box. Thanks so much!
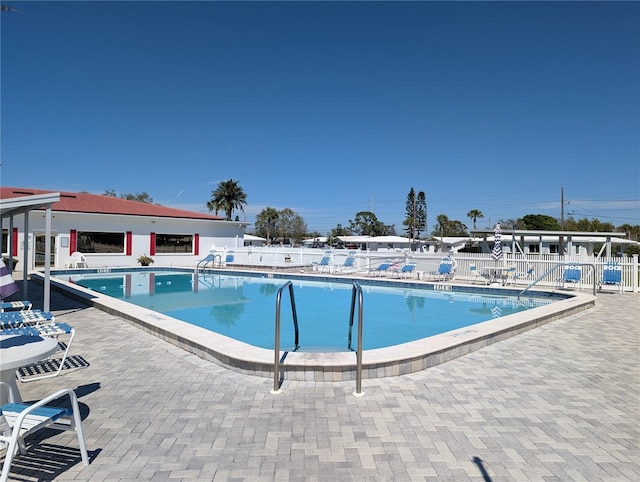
[18,328,75,382]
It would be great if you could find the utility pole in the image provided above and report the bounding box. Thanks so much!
[561,187,565,230]
[560,187,565,257]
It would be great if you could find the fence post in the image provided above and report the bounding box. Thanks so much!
[633,254,638,293]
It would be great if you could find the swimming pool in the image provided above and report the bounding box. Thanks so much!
[64,269,557,351]
[47,268,596,381]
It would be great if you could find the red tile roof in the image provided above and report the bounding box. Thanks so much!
[0,187,224,221]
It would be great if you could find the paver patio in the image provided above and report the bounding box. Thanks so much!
[2,280,638,481]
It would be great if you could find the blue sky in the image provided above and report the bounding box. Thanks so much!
[1,0,638,234]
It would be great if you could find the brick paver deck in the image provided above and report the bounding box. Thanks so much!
[2,280,638,481]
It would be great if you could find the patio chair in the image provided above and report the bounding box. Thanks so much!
[503,265,518,286]
[0,384,90,482]
[429,258,453,281]
[68,251,88,268]
[0,301,32,312]
[468,264,487,285]
[598,262,623,294]
[559,264,582,290]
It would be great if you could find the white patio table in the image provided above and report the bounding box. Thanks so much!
[0,333,59,404]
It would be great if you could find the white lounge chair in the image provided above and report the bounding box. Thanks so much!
[0,385,90,481]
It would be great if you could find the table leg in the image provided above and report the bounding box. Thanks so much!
[0,369,21,404]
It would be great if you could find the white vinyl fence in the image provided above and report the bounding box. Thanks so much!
[212,247,640,293]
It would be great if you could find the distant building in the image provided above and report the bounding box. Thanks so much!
[1,187,249,270]
[470,229,636,258]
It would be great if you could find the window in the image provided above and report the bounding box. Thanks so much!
[549,244,559,254]
[77,231,125,253]
[1,229,7,254]
[155,234,193,254]
[528,244,540,254]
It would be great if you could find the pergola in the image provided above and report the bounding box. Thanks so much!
[470,228,628,258]
[0,192,61,311]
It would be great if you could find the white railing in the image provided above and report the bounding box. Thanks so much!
[220,247,639,293]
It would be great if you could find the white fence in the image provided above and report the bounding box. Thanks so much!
[213,247,640,293]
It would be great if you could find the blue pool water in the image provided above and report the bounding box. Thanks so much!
[63,269,560,351]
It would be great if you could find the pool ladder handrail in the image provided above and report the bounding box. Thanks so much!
[196,253,221,272]
[271,281,300,394]
[518,262,596,299]
[348,280,365,397]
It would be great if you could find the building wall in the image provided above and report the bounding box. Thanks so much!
[4,211,246,270]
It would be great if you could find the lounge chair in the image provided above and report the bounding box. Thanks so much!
[0,309,55,329]
[369,261,393,277]
[313,256,332,273]
[0,312,76,381]
[0,301,32,312]
[335,256,357,274]
[393,262,416,279]
[0,309,56,329]
[224,252,235,265]
[16,322,76,382]
[429,258,453,281]
[560,264,582,290]
[599,262,622,294]
[0,384,90,482]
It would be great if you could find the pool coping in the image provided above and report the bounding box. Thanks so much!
[34,269,597,382]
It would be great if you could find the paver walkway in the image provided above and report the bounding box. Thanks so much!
[2,281,639,481]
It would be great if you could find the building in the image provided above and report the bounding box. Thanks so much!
[1,187,249,271]
[470,229,636,258]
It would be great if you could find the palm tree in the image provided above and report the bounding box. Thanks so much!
[206,179,247,221]
[467,209,484,230]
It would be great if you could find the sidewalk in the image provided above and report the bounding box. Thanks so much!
[4,280,639,481]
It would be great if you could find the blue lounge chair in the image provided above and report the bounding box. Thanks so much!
[0,311,76,382]
[599,262,622,294]
[336,256,357,274]
[313,256,332,273]
[0,301,32,312]
[393,262,417,279]
[560,264,582,290]
[225,251,235,265]
[369,261,393,277]
[429,258,453,281]
[0,309,55,329]
[0,385,90,481]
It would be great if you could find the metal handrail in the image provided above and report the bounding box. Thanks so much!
[519,262,596,299]
[349,281,365,397]
[196,253,220,271]
[271,281,299,394]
